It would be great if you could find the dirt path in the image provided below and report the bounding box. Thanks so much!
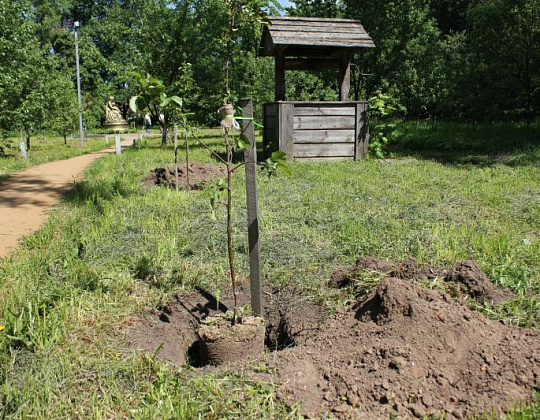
[0,135,137,258]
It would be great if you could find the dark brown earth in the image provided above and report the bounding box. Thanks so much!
[126,258,539,419]
[330,257,515,304]
[141,162,226,189]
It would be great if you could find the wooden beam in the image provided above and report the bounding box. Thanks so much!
[339,51,351,101]
[279,103,294,159]
[241,98,263,317]
[275,48,286,101]
[284,58,341,71]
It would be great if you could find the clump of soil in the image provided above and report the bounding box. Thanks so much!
[445,260,511,304]
[330,256,514,304]
[142,162,225,189]
[126,258,538,419]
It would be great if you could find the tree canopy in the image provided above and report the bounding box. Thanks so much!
[0,0,538,137]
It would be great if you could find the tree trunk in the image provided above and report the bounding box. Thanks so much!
[25,126,31,151]
[161,124,167,150]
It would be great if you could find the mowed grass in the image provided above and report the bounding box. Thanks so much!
[0,133,121,180]
[0,123,539,418]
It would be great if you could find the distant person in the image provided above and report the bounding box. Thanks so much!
[144,113,151,133]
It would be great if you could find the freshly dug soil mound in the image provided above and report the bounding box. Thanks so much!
[142,162,225,189]
[272,278,540,419]
[330,257,514,304]
[126,259,538,419]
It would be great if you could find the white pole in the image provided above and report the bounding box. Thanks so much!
[20,141,27,161]
[115,135,121,155]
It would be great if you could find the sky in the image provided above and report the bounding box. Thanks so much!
[279,0,293,8]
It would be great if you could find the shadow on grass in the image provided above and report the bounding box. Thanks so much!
[62,176,137,209]
[390,121,540,167]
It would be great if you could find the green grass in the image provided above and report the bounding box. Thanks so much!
[0,123,539,418]
[392,120,540,166]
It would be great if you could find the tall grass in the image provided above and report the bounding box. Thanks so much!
[0,124,538,417]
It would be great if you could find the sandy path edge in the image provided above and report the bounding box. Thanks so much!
[0,136,137,259]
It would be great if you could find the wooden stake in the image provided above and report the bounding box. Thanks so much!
[241,98,263,317]
[174,124,179,191]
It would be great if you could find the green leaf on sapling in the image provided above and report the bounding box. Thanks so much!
[270,151,287,161]
[129,96,139,113]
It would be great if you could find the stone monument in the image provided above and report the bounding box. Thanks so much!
[104,97,128,130]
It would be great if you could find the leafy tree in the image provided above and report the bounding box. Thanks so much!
[465,0,540,122]
[129,73,183,149]
[0,0,75,149]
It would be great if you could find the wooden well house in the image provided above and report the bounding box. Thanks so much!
[259,16,375,161]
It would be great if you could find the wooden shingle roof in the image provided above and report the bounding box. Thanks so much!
[259,16,375,57]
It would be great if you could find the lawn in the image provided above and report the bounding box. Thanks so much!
[0,123,539,418]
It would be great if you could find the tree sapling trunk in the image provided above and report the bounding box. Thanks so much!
[224,126,238,319]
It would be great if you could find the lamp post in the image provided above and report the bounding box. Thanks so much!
[74,21,84,146]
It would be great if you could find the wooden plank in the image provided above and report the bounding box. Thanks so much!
[241,98,262,317]
[272,36,374,48]
[294,130,355,143]
[279,103,294,159]
[293,115,356,130]
[354,102,369,159]
[294,106,355,116]
[294,142,355,158]
[272,32,373,43]
[270,27,371,37]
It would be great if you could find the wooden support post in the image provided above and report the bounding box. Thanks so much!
[355,102,369,159]
[339,51,351,101]
[279,103,294,159]
[241,98,263,317]
[275,48,286,101]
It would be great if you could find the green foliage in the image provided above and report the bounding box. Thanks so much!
[261,151,291,177]
[129,73,182,115]
[368,91,404,159]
